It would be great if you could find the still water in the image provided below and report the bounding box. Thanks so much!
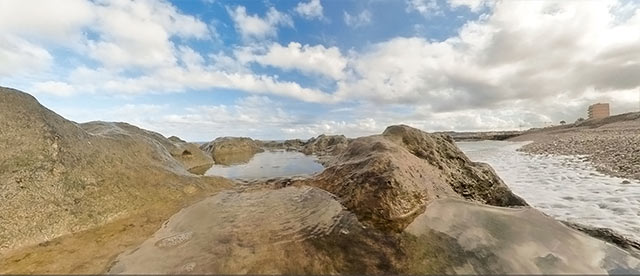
[457,140,640,242]
[204,150,324,179]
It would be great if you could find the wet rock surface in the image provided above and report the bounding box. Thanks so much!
[200,137,264,165]
[0,87,231,255]
[563,221,640,258]
[513,113,640,180]
[109,187,640,274]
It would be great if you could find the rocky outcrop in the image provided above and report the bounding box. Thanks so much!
[301,134,349,165]
[306,125,527,230]
[168,140,214,174]
[0,87,231,254]
[81,122,214,174]
[258,139,305,151]
[200,137,264,165]
[168,136,186,143]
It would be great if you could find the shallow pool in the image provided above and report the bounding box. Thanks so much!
[204,150,324,180]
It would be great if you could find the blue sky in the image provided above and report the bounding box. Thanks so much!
[1,0,639,141]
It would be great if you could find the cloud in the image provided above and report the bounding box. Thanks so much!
[0,0,210,71]
[2,0,640,138]
[31,81,76,97]
[245,42,347,80]
[295,0,324,20]
[0,36,53,77]
[87,0,210,68]
[405,0,440,16]
[336,0,640,120]
[227,6,293,40]
[447,0,491,12]
[0,0,94,45]
[343,10,372,28]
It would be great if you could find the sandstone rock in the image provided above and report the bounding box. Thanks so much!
[0,87,231,254]
[563,221,640,258]
[306,125,527,230]
[108,187,640,274]
[259,139,305,151]
[200,137,264,165]
[301,134,349,165]
[168,136,186,143]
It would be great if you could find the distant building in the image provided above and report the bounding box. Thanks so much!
[587,103,610,119]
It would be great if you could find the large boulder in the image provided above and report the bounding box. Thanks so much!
[307,125,527,230]
[0,87,231,254]
[200,137,264,165]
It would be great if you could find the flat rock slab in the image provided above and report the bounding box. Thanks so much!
[108,186,640,274]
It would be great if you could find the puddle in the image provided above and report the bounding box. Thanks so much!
[204,150,324,180]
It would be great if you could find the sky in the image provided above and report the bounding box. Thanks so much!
[1,0,639,141]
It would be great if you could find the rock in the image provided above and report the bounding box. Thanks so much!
[622,180,631,184]
[259,139,305,151]
[200,137,264,165]
[306,125,527,230]
[81,122,214,173]
[0,87,231,254]
[168,141,214,174]
[563,221,640,258]
[301,134,350,165]
[168,136,186,143]
[108,187,640,274]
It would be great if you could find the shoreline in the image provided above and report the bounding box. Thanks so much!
[512,129,640,181]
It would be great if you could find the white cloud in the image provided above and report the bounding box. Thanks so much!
[246,42,348,80]
[31,81,76,97]
[3,0,640,137]
[62,63,334,103]
[406,0,440,16]
[295,0,324,20]
[0,0,210,70]
[227,6,293,40]
[0,0,94,45]
[343,10,372,28]
[447,0,491,12]
[336,0,640,121]
[87,0,210,68]
[0,35,53,77]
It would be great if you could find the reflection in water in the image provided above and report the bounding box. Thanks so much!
[205,150,324,179]
[213,151,257,166]
[109,186,640,274]
[457,140,640,241]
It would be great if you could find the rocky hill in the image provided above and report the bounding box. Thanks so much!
[0,87,230,255]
